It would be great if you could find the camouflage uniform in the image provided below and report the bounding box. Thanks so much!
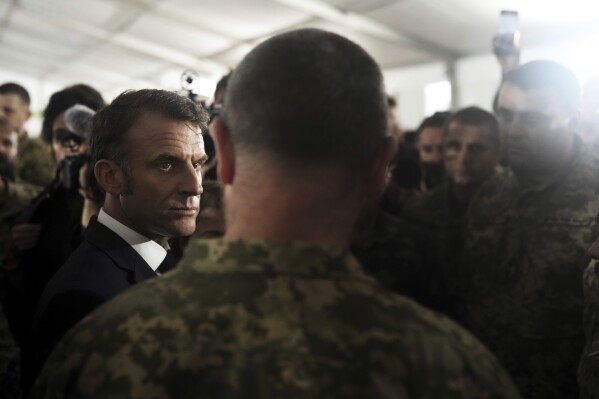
[579,244,599,398]
[456,137,599,398]
[351,206,422,298]
[33,239,521,399]
[0,181,38,399]
[16,134,55,187]
[397,182,468,315]
[0,180,41,267]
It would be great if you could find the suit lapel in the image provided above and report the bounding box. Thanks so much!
[85,217,157,284]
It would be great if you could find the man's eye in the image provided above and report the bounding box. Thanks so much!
[192,162,202,170]
[445,142,460,151]
[159,162,173,171]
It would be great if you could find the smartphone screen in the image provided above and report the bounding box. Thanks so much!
[498,10,518,35]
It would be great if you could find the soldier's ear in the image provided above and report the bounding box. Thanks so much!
[94,159,124,195]
[210,118,235,185]
[362,136,397,199]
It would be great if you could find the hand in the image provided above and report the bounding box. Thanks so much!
[11,223,42,251]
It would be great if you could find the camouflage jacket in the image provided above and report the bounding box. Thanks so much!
[17,134,55,187]
[350,207,420,295]
[397,182,468,315]
[457,138,599,398]
[0,180,41,267]
[579,245,599,398]
[33,239,521,399]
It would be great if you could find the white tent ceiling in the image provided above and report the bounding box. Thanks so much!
[1,0,599,102]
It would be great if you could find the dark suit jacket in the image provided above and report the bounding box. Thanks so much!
[25,217,159,392]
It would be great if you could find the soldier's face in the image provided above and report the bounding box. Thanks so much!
[0,94,30,133]
[417,127,443,164]
[496,83,574,172]
[443,122,499,186]
[117,112,206,240]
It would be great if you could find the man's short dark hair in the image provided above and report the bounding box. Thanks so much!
[503,60,580,112]
[0,82,30,106]
[91,89,208,185]
[214,71,232,104]
[417,111,451,137]
[222,28,387,172]
[42,84,106,144]
[444,106,501,148]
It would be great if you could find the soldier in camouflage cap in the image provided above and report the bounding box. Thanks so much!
[32,28,520,399]
[456,60,599,398]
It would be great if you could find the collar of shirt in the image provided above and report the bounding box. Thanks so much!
[97,208,166,271]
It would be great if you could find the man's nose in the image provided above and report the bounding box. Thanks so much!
[180,163,203,196]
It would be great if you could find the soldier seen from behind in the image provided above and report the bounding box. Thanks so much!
[32,28,520,399]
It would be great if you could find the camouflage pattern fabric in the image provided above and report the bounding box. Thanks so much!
[16,134,55,188]
[0,180,41,268]
[579,248,599,398]
[396,182,467,316]
[33,239,521,399]
[351,206,422,298]
[456,138,599,398]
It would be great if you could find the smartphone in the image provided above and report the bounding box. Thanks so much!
[493,10,520,56]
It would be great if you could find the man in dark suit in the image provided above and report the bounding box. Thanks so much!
[24,90,209,392]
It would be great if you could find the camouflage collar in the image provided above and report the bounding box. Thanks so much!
[179,238,368,279]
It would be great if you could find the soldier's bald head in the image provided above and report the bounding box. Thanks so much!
[221,28,387,173]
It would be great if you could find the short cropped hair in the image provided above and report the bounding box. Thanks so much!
[0,82,30,105]
[503,60,580,112]
[222,28,387,171]
[91,89,208,180]
[417,111,451,137]
[41,84,106,144]
[444,106,501,148]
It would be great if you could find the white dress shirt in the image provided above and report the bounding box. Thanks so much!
[97,209,166,272]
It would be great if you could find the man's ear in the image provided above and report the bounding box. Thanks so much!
[363,136,397,199]
[210,118,235,185]
[94,159,124,196]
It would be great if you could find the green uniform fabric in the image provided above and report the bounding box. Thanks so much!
[579,247,599,398]
[33,239,521,399]
[17,134,55,187]
[0,180,41,267]
[456,138,599,398]
[350,207,419,295]
[0,181,38,398]
[397,182,468,315]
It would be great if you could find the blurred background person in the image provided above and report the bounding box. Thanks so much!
[3,85,105,350]
[0,83,55,187]
[415,111,451,190]
[398,106,501,313]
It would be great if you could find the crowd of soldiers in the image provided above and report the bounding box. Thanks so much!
[0,27,598,398]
